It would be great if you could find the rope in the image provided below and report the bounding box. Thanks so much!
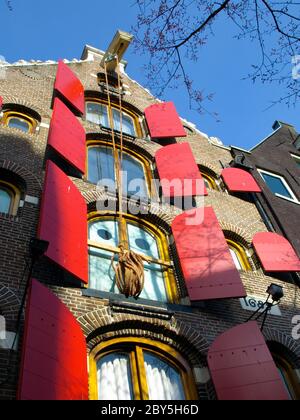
[111,245,145,299]
[116,55,124,223]
[103,56,145,299]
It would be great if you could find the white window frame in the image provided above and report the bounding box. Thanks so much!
[257,168,300,204]
[291,154,300,169]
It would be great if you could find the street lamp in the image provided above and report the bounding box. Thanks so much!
[246,283,284,331]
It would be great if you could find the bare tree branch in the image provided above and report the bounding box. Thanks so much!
[4,0,13,11]
[133,0,300,117]
[169,0,231,49]
[261,0,300,40]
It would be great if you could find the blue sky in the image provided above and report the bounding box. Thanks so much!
[1,0,299,149]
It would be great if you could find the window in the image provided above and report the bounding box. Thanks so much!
[201,173,218,190]
[199,166,219,191]
[88,215,177,303]
[89,338,197,400]
[291,154,300,169]
[1,110,36,133]
[85,99,139,137]
[226,239,251,271]
[272,354,300,400]
[87,142,152,199]
[183,125,194,135]
[86,102,109,126]
[258,169,299,203]
[0,181,20,215]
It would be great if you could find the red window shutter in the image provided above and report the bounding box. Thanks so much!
[38,161,88,283]
[252,232,300,272]
[208,322,289,400]
[221,168,262,193]
[145,102,187,138]
[172,207,246,300]
[155,143,207,197]
[54,60,85,116]
[18,279,88,400]
[48,98,86,174]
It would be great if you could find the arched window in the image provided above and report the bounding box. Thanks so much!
[0,181,20,215]
[87,142,152,199]
[272,354,300,400]
[88,215,177,303]
[85,98,140,137]
[1,110,37,133]
[226,239,251,271]
[199,166,219,191]
[89,338,197,400]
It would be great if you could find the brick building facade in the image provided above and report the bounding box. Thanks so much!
[231,121,300,259]
[0,36,299,400]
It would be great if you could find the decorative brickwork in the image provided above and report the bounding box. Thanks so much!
[0,49,299,400]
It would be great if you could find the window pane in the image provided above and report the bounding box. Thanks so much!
[261,173,293,199]
[127,223,160,259]
[0,188,11,214]
[88,146,148,198]
[229,247,243,271]
[112,109,136,136]
[89,247,117,292]
[8,117,30,132]
[292,156,300,169]
[140,262,168,302]
[144,352,185,400]
[89,219,119,248]
[121,153,148,199]
[97,353,133,400]
[88,220,119,292]
[88,146,115,187]
[203,177,211,190]
[86,102,109,127]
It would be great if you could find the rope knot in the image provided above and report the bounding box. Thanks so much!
[112,245,145,299]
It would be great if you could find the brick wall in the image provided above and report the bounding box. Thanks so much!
[0,51,299,400]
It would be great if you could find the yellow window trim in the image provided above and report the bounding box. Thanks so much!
[88,212,179,303]
[85,97,142,138]
[200,171,218,191]
[226,238,252,271]
[89,337,198,401]
[0,180,20,216]
[86,140,157,200]
[1,110,37,134]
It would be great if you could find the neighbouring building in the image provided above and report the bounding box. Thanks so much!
[231,121,300,259]
[0,32,299,400]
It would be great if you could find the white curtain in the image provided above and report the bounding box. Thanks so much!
[229,248,242,271]
[97,353,133,400]
[144,352,185,400]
